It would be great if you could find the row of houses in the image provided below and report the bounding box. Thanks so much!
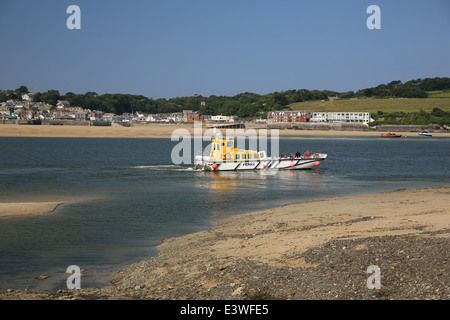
[267,111,373,124]
[0,99,240,124]
[136,112,238,123]
[0,100,108,121]
[135,110,199,123]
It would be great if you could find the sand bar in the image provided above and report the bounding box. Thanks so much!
[0,201,67,219]
[122,187,450,269]
[111,187,449,299]
[1,124,449,138]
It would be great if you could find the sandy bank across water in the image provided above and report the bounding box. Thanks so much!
[1,124,449,138]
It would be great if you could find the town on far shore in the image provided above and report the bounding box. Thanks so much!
[1,92,374,128]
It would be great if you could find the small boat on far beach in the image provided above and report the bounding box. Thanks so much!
[381,132,402,138]
[419,130,432,137]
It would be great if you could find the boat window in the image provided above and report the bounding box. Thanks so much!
[236,154,240,160]
[227,141,234,148]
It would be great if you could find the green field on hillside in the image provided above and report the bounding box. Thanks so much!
[427,90,450,98]
[288,97,450,114]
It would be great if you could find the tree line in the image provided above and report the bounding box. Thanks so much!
[370,108,450,126]
[339,77,450,99]
[1,77,449,119]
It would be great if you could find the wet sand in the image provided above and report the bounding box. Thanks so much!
[1,124,448,138]
[0,201,67,219]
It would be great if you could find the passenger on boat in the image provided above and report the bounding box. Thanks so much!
[295,150,301,158]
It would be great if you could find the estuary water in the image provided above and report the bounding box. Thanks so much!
[0,135,449,291]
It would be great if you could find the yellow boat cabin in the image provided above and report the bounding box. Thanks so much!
[210,137,260,162]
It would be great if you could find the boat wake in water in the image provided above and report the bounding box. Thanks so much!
[131,165,194,172]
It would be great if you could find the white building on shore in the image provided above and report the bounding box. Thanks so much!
[211,115,238,123]
[310,112,372,124]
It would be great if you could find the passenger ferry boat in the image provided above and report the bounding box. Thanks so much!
[194,136,327,171]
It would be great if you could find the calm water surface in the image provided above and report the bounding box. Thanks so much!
[0,136,449,290]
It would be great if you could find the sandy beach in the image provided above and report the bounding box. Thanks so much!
[1,124,449,138]
[2,187,447,300]
[109,187,449,300]
[0,201,67,219]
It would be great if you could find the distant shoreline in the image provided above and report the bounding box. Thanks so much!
[0,124,449,138]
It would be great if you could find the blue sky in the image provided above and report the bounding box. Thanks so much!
[1,0,449,98]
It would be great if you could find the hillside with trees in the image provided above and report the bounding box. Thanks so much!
[1,77,450,121]
[370,108,450,126]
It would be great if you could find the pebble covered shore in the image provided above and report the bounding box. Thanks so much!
[1,234,448,300]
